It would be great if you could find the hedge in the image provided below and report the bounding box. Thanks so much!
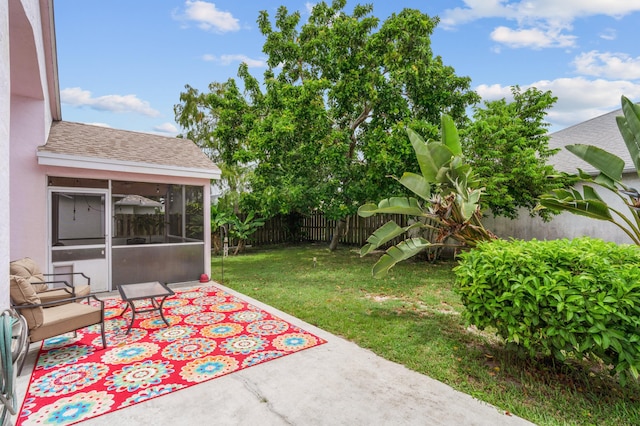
[453,237,640,384]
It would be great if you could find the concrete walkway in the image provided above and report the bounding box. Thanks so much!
[15,282,535,426]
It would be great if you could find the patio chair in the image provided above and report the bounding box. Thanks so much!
[9,257,90,304]
[9,275,106,374]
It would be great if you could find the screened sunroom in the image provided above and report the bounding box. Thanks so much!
[32,121,221,292]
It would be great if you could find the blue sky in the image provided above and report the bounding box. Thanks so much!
[54,1,640,136]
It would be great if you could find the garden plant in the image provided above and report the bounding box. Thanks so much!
[358,115,496,277]
[539,95,640,244]
[454,237,640,385]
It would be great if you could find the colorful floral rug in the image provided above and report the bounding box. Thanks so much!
[17,285,326,425]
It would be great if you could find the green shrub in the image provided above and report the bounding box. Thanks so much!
[453,237,640,384]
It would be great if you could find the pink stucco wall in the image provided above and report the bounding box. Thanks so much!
[5,0,54,309]
[1,0,10,309]
[10,96,48,265]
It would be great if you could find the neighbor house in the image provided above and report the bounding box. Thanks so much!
[2,0,220,309]
[485,107,640,244]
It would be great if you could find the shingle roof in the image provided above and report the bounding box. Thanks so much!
[38,121,220,179]
[548,109,632,174]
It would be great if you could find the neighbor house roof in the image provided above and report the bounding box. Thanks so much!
[37,121,221,180]
[114,194,163,208]
[548,109,633,175]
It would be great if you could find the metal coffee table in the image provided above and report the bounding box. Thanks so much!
[117,281,175,334]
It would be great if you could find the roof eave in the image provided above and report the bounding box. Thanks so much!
[37,151,221,180]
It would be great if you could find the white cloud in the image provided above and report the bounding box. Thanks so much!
[305,2,315,14]
[573,51,640,80]
[475,77,640,130]
[475,77,640,131]
[176,1,240,33]
[491,26,576,49]
[441,1,640,50]
[442,1,640,27]
[202,53,265,67]
[599,28,617,40]
[60,87,160,117]
[153,122,179,135]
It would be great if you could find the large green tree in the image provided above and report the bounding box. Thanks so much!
[461,86,563,219]
[175,79,255,214]
[205,1,479,250]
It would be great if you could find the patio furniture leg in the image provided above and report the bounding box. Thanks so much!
[154,296,171,327]
[100,320,106,348]
[125,301,136,334]
[119,302,130,318]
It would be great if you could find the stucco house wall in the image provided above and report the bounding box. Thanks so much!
[485,178,640,245]
[1,1,10,309]
[3,0,58,310]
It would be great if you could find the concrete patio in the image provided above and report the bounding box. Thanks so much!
[14,282,534,426]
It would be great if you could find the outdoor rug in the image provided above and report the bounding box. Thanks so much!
[16,285,326,425]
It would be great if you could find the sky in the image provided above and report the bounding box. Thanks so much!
[53,0,640,136]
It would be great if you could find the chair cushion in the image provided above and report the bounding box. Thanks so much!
[28,302,102,343]
[10,257,48,292]
[9,275,44,330]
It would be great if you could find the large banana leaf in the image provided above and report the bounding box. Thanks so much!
[539,187,613,220]
[566,144,624,183]
[358,197,424,218]
[457,188,482,220]
[397,172,431,201]
[359,220,424,256]
[440,114,462,156]
[371,238,432,278]
[406,129,453,183]
[406,128,430,179]
[617,95,640,174]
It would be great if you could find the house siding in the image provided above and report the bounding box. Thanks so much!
[5,0,55,309]
[1,0,10,309]
[487,174,640,245]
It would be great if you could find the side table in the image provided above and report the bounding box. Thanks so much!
[117,281,175,334]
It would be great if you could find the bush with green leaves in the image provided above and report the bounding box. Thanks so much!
[454,237,640,384]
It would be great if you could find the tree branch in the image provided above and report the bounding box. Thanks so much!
[348,104,372,158]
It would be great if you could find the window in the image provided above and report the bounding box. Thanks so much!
[112,181,203,245]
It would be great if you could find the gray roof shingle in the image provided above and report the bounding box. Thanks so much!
[39,121,220,176]
[548,109,633,174]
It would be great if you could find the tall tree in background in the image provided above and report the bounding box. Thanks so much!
[195,1,479,250]
[175,79,254,214]
[462,86,563,220]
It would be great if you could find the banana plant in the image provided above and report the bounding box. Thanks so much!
[538,95,640,245]
[358,115,496,277]
[228,211,265,255]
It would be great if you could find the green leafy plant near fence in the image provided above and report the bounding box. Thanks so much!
[454,237,640,385]
[358,115,496,277]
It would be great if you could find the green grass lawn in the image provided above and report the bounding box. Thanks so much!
[212,243,640,426]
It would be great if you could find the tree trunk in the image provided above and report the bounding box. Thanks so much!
[328,219,346,251]
[212,232,221,255]
[234,239,245,255]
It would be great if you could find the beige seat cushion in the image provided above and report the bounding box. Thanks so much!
[10,257,48,292]
[10,275,44,330]
[29,302,102,343]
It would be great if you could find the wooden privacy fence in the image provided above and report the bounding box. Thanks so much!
[219,212,415,248]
